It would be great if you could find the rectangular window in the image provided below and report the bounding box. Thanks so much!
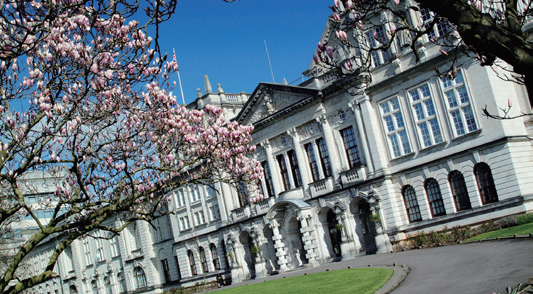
[209,205,220,221]
[194,211,205,225]
[304,143,320,182]
[261,161,274,197]
[109,236,119,257]
[287,150,302,188]
[340,126,362,169]
[94,232,104,262]
[380,97,412,158]
[204,185,216,198]
[365,25,392,67]
[409,84,444,148]
[190,185,201,202]
[277,155,291,190]
[83,238,92,266]
[179,216,190,231]
[316,138,332,177]
[176,189,186,207]
[441,70,478,137]
[161,259,172,283]
[421,8,450,40]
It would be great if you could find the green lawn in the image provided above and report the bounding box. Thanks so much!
[465,223,533,242]
[215,268,394,294]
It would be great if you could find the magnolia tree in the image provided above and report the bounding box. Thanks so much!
[314,0,532,105]
[0,1,263,293]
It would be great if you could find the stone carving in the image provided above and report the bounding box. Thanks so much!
[326,108,352,127]
[254,145,266,160]
[297,120,320,139]
[270,134,293,152]
[248,91,307,124]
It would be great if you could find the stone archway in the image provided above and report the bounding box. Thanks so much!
[286,216,308,269]
[262,224,279,274]
[238,231,255,279]
[350,198,377,254]
[317,207,340,260]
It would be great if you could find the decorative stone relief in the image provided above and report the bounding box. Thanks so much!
[325,108,353,127]
[254,145,266,160]
[248,91,307,124]
[270,133,293,152]
[297,120,320,140]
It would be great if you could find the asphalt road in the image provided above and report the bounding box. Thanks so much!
[218,239,533,294]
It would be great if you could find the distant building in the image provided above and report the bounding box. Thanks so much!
[22,5,533,293]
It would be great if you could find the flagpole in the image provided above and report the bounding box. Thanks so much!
[173,49,186,105]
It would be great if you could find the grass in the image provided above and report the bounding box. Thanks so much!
[215,268,394,294]
[465,222,533,241]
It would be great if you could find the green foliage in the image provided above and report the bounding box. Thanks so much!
[465,223,533,241]
[250,245,260,255]
[369,213,381,224]
[334,223,345,232]
[515,213,533,225]
[215,268,394,294]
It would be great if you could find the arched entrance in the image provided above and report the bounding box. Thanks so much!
[350,198,377,254]
[326,209,342,258]
[287,216,307,268]
[238,231,255,279]
[262,225,279,274]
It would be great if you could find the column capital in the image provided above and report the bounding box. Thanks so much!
[315,113,328,125]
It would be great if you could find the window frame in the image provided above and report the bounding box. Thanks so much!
[402,185,422,223]
[365,25,392,67]
[424,178,447,217]
[474,163,499,204]
[380,97,412,158]
[340,126,362,169]
[408,84,444,148]
[276,154,291,190]
[316,138,332,177]
[287,150,302,188]
[440,69,479,137]
[304,142,320,182]
[448,171,472,211]
[134,266,147,288]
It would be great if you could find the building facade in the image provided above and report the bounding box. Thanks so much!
[23,5,533,293]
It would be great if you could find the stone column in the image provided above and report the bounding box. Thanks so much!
[225,237,243,284]
[288,128,310,192]
[343,213,363,256]
[311,141,325,179]
[263,141,283,196]
[348,101,374,175]
[270,220,290,272]
[371,205,393,254]
[299,214,320,266]
[250,231,267,278]
[336,213,355,260]
[282,152,296,189]
[317,114,342,177]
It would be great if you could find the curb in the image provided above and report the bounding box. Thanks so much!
[460,233,533,244]
[374,264,410,294]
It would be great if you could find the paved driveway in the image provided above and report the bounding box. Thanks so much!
[219,239,533,294]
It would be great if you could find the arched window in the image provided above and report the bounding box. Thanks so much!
[448,171,471,210]
[474,163,498,204]
[91,280,98,294]
[402,185,422,222]
[69,285,78,294]
[199,247,208,273]
[188,250,197,275]
[210,243,220,270]
[424,178,446,217]
[103,276,112,294]
[134,266,147,288]
[117,272,127,293]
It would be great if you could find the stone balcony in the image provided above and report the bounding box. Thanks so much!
[340,165,366,187]
[309,177,334,198]
[278,187,304,201]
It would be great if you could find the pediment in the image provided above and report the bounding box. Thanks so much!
[236,83,318,126]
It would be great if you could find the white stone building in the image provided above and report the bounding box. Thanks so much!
[19,5,533,293]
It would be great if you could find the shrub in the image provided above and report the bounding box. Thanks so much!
[515,213,533,225]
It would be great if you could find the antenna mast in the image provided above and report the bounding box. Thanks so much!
[173,49,186,105]
[264,40,275,83]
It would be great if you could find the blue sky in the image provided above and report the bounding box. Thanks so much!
[157,1,331,104]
